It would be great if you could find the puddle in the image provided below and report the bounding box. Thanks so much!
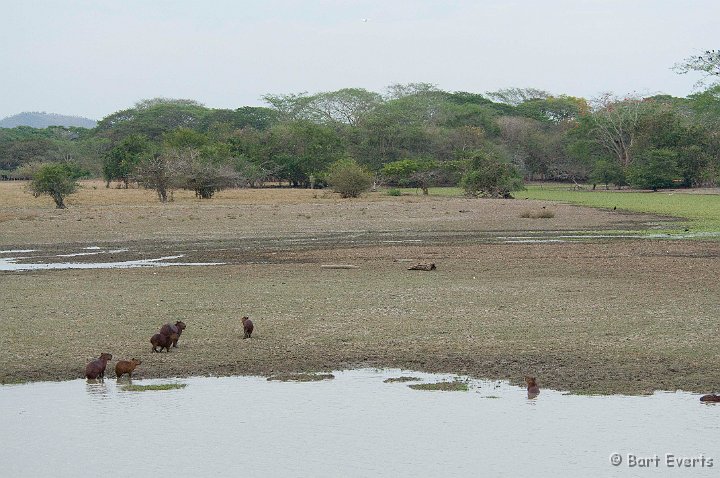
[0,254,224,271]
[0,369,717,477]
[0,245,225,271]
[500,231,720,243]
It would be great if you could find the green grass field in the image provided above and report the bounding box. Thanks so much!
[397,184,720,233]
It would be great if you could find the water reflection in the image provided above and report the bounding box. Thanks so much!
[1,369,718,477]
[84,380,110,399]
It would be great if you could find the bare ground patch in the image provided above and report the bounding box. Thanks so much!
[2,182,718,394]
[1,240,719,395]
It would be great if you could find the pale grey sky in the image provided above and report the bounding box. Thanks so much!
[1,0,717,120]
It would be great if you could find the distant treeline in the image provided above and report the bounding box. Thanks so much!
[2,83,719,191]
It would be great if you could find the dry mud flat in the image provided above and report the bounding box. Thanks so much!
[1,182,719,394]
[2,239,719,395]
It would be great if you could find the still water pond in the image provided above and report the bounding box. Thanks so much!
[0,369,717,477]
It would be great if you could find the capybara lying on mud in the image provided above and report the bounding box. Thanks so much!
[700,394,720,402]
[151,333,178,353]
[159,321,186,347]
[115,358,142,379]
[525,376,540,396]
[85,353,113,379]
[241,316,254,339]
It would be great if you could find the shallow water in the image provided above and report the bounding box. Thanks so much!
[0,245,225,271]
[0,369,717,477]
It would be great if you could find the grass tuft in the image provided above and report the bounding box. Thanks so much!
[383,376,422,383]
[408,381,469,391]
[520,209,555,219]
[121,383,187,392]
[266,373,335,382]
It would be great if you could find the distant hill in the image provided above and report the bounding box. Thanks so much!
[0,112,97,129]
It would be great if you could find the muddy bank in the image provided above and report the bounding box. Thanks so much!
[2,239,719,395]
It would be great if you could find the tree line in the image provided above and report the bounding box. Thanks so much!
[3,53,720,206]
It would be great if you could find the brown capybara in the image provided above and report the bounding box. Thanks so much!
[85,353,113,379]
[700,394,720,402]
[115,358,142,379]
[159,320,187,347]
[241,316,254,339]
[525,376,540,396]
[151,332,178,353]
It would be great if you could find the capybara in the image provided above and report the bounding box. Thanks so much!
[700,394,720,402]
[159,320,186,347]
[151,333,178,353]
[241,316,254,339]
[85,353,113,379]
[525,376,540,396]
[115,358,142,379]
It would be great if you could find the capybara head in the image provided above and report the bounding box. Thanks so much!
[175,321,187,331]
[241,316,250,323]
[100,353,113,361]
[524,376,537,387]
[130,358,141,366]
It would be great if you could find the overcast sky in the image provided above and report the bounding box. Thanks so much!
[1,0,717,120]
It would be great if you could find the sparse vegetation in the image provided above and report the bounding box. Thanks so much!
[520,209,555,219]
[267,373,335,382]
[383,376,422,383]
[121,383,187,392]
[409,381,469,391]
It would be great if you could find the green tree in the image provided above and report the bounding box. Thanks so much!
[95,98,209,141]
[327,160,372,198]
[102,134,151,187]
[267,121,345,187]
[626,148,680,191]
[27,162,81,208]
[590,159,626,189]
[460,148,524,198]
[382,158,438,194]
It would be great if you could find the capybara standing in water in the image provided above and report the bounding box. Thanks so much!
[115,358,142,379]
[85,353,113,379]
[241,316,254,339]
[525,376,540,398]
[159,320,187,347]
[151,333,178,353]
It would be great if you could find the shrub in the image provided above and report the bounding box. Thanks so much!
[626,148,680,191]
[387,188,402,196]
[26,162,81,209]
[460,148,524,198]
[326,160,372,198]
